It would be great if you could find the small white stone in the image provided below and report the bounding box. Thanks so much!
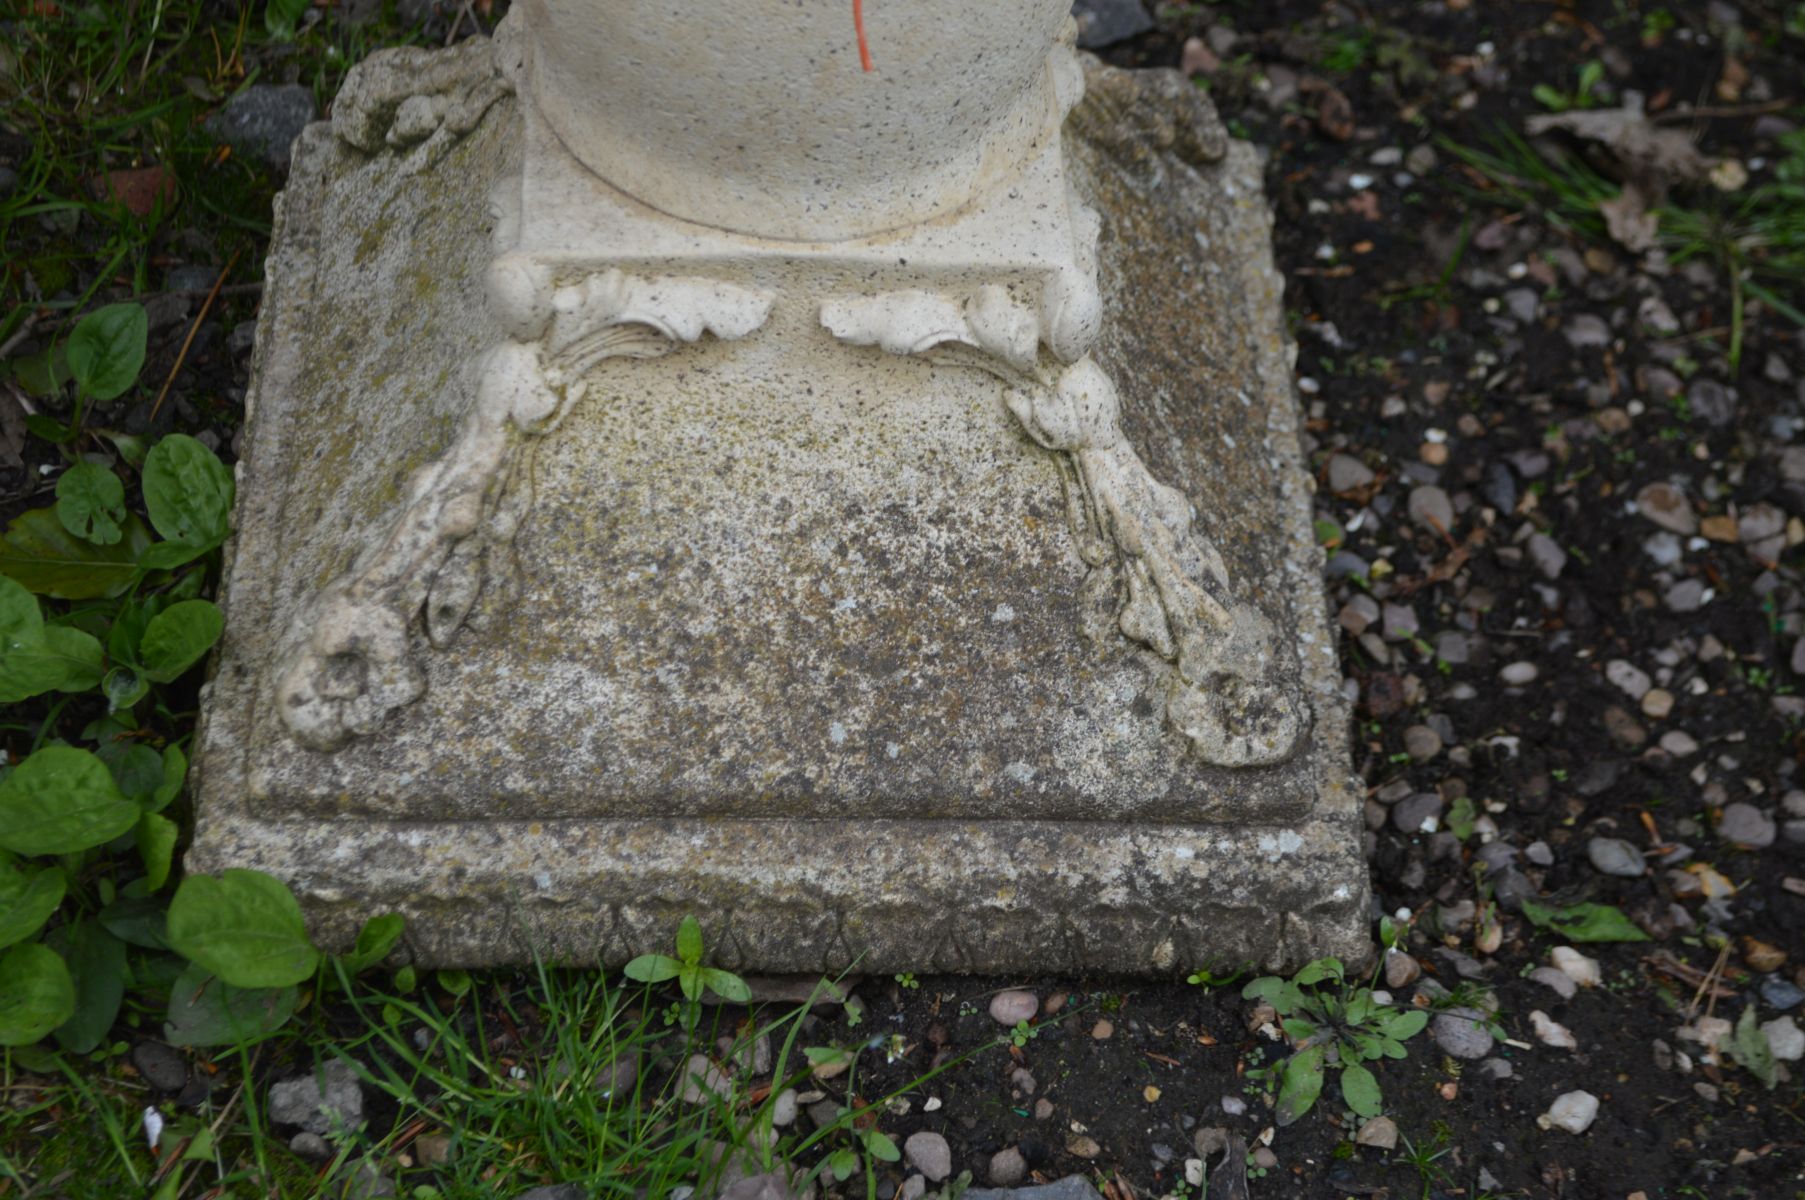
[1538,1090,1599,1134]
[1500,661,1539,686]
[1531,1010,1578,1050]
[1550,946,1602,987]
[1762,1016,1804,1062]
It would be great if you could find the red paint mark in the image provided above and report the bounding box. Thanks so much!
[853,0,874,71]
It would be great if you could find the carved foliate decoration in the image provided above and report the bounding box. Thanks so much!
[278,27,1305,769]
[822,284,1306,766]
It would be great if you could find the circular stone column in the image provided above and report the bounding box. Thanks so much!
[519,0,1073,242]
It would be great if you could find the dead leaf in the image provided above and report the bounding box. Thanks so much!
[1525,105,1713,196]
[1599,185,1659,252]
[1315,85,1355,141]
[1206,1135,1250,1200]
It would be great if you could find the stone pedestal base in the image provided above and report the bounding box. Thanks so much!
[189,42,1370,975]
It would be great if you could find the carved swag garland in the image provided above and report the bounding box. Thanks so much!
[274,29,1307,769]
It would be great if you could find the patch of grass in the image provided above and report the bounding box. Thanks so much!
[0,1,432,348]
[1439,127,1617,241]
[1661,130,1805,368]
[6,957,1033,1198]
[1442,124,1805,371]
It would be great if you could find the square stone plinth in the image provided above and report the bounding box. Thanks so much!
[189,47,1371,975]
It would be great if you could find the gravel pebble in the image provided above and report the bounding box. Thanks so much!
[1403,725,1443,760]
[1354,1116,1397,1149]
[1664,578,1709,613]
[132,1042,189,1092]
[1529,966,1578,1000]
[1605,659,1652,699]
[1763,1016,1805,1062]
[1659,730,1700,757]
[203,84,317,171]
[1384,948,1420,989]
[1326,453,1375,491]
[269,1061,364,1135]
[1564,313,1610,347]
[1760,977,1805,1011]
[989,990,1039,1026]
[1431,1008,1495,1059]
[680,1055,731,1105]
[1500,661,1538,685]
[1551,947,1603,987]
[1381,601,1419,641]
[1393,793,1445,834]
[1636,482,1696,535]
[1408,485,1454,533]
[1526,533,1566,579]
[1539,1091,1599,1134]
[1641,687,1674,719]
[1531,1010,1578,1049]
[988,1147,1027,1187]
[1586,836,1646,877]
[1718,802,1776,848]
[904,1132,952,1182]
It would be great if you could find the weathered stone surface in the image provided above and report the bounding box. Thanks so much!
[188,42,1369,974]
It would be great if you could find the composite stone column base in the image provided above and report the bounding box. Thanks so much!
[188,30,1372,975]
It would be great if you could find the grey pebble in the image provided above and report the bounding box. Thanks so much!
[1605,659,1652,700]
[1071,0,1154,48]
[1529,966,1578,1000]
[268,1061,364,1135]
[989,1147,1027,1187]
[1760,977,1805,1012]
[963,1178,1105,1200]
[1431,1008,1495,1059]
[1664,579,1708,613]
[989,990,1038,1026]
[1408,486,1454,533]
[1718,802,1776,848]
[1403,725,1443,760]
[1644,532,1684,566]
[1688,378,1735,427]
[1563,313,1611,348]
[903,1132,952,1183]
[1586,836,1646,877]
[1327,453,1375,491]
[1476,1057,1513,1080]
[1502,288,1539,325]
[1392,793,1444,834]
[1499,661,1538,686]
[1527,533,1567,580]
[204,84,317,171]
[720,1176,795,1200]
[132,1042,188,1092]
[289,1131,333,1161]
[1381,602,1419,641]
